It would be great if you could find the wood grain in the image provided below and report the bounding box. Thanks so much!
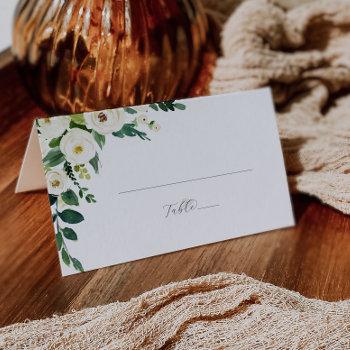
[0,50,349,329]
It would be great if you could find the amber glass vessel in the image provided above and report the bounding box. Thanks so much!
[12,0,208,114]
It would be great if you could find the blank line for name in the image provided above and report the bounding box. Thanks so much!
[118,168,253,195]
[198,204,221,210]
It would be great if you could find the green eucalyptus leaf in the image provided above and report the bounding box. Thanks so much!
[173,103,186,110]
[61,189,79,206]
[58,209,84,224]
[112,130,125,138]
[69,121,89,131]
[86,194,96,203]
[149,103,159,111]
[43,148,65,167]
[124,107,138,114]
[89,153,99,174]
[56,231,63,250]
[123,124,137,137]
[92,130,106,149]
[158,102,168,112]
[72,258,84,272]
[49,136,62,148]
[165,101,175,111]
[62,227,78,240]
[112,124,149,141]
[70,113,85,125]
[61,248,70,266]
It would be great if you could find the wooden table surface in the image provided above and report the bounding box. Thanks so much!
[0,49,349,328]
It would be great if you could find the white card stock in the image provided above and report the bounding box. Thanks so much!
[17,88,294,275]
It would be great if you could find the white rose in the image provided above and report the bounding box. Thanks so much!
[60,128,96,164]
[37,117,69,139]
[84,109,124,135]
[137,115,148,125]
[47,170,67,195]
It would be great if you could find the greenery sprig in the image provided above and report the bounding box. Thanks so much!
[51,197,84,272]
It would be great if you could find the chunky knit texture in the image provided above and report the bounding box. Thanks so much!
[207,0,350,214]
[1,273,349,349]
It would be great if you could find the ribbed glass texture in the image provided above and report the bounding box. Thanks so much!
[13,0,208,113]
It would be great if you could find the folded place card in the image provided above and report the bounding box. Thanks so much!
[17,88,294,276]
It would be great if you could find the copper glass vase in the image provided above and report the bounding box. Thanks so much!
[12,0,208,114]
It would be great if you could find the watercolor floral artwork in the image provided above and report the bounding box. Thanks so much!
[37,101,186,273]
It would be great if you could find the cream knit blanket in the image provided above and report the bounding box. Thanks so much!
[1,273,349,349]
[206,0,350,214]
